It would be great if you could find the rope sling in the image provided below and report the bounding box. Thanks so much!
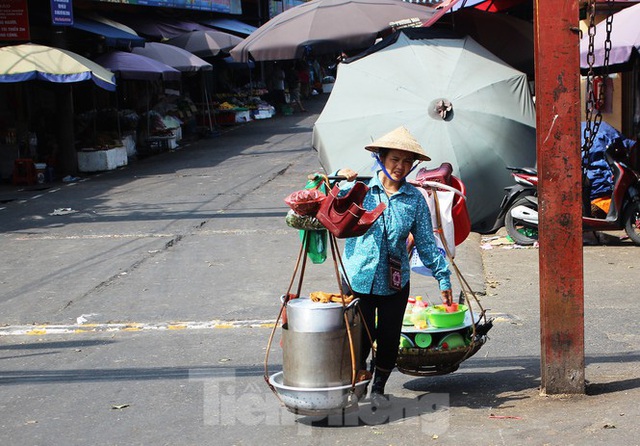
[396,183,492,376]
[264,179,375,406]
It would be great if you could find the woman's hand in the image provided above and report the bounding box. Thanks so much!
[440,289,453,306]
[337,168,358,181]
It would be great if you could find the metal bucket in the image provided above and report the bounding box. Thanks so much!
[282,312,362,388]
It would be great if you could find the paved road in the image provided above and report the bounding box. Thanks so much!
[1,95,639,445]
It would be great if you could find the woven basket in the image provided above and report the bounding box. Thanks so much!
[285,210,326,230]
[396,337,486,376]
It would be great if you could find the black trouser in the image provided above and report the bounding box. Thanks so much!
[355,283,410,372]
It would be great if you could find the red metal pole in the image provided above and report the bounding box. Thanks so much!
[534,0,585,394]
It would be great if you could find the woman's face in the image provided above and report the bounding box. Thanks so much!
[381,149,416,182]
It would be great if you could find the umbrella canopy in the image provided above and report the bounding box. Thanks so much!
[312,29,537,230]
[165,30,244,58]
[93,51,182,81]
[441,8,534,78]
[109,14,211,40]
[69,16,146,49]
[451,0,529,12]
[0,43,116,91]
[200,18,258,36]
[132,42,213,72]
[84,12,140,37]
[579,2,640,72]
[230,0,439,62]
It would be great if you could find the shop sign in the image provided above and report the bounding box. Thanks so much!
[0,0,30,41]
[92,0,232,13]
[50,0,74,26]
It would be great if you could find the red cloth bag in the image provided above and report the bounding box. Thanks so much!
[315,182,386,238]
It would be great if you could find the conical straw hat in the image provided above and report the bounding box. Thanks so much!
[365,126,431,161]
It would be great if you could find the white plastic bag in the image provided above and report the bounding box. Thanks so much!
[410,187,456,276]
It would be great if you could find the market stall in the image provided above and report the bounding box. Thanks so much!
[0,43,116,180]
[212,91,275,125]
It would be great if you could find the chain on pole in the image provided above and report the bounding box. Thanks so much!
[582,0,614,167]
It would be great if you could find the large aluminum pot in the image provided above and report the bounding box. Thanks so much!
[284,297,359,332]
[282,315,362,388]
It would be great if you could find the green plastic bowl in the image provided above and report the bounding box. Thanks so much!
[427,304,468,328]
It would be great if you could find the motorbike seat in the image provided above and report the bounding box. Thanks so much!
[414,162,453,185]
[506,166,537,175]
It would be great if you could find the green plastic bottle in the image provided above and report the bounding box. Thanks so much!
[300,229,327,264]
[299,173,328,264]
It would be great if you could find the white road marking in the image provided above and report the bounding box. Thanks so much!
[11,228,291,240]
[0,319,278,336]
[0,312,511,336]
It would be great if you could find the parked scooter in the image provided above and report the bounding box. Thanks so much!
[486,166,538,238]
[501,139,640,246]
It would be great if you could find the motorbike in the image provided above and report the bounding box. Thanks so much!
[501,139,640,246]
[486,166,538,238]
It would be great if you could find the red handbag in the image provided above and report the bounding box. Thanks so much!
[315,182,386,238]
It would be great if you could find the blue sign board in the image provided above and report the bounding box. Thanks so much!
[91,0,234,14]
[51,0,73,26]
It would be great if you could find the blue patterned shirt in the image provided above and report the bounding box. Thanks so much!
[339,172,451,295]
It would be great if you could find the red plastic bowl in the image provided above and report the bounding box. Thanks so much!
[284,189,325,216]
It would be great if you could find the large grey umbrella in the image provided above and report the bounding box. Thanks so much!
[165,30,244,58]
[94,51,181,81]
[132,42,213,72]
[132,43,214,131]
[230,0,440,62]
[580,2,640,72]
[94,51,182,139]
[312,29,537,231]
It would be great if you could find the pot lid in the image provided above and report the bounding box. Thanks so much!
[287,297,345,309]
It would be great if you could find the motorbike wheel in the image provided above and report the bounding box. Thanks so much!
[505,198,539,246]
[623,200,640,245]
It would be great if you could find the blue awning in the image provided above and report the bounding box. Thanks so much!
[200,19,257,36]
[71,17,146,48]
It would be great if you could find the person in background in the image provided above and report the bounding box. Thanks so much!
[297,60,311,99]
[335,126,453,409]
[286,62,306,112]
[270,62,286,111]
